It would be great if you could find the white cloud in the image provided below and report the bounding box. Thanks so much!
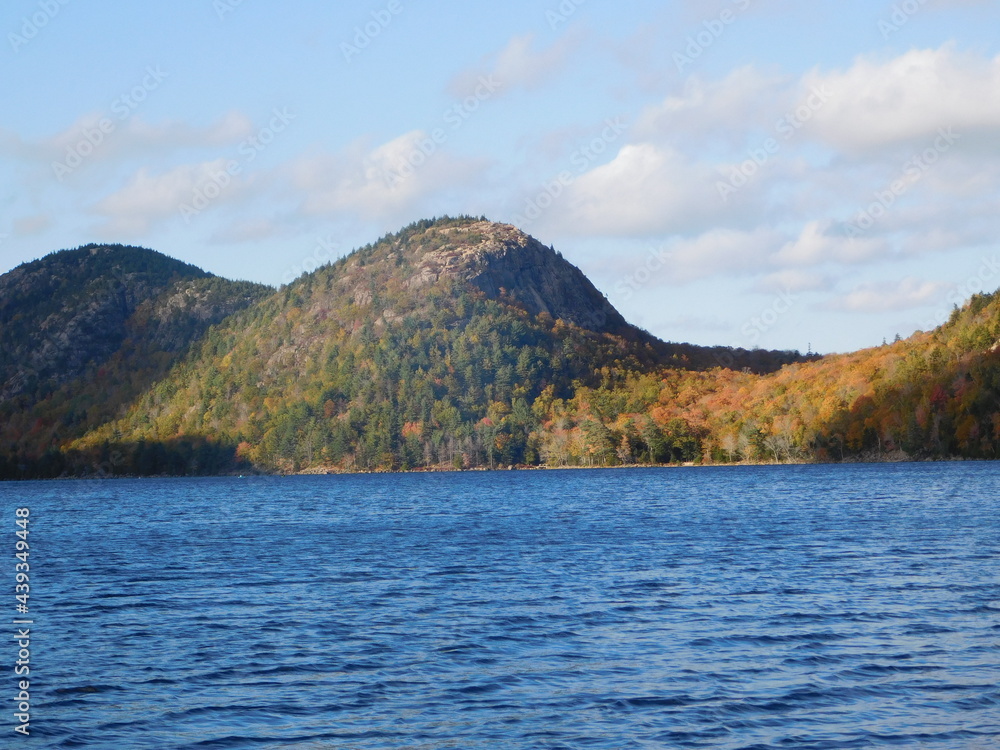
[829,277,954,313]
[118,111,255,150]
[94,158,255,235]
[902,223,999,257]
[631,45,1000,160]
[754,269,833,294]
[803,46,1000,153]
[448,32,580,99]
[550,143,736,236]
[289,132,490,223]
[635,66,791,144]
[552,46,995,243]
[1,111,254,168]
[534,43,1000,301]
[604,225,885,289]
[772,221,889,267]
[659,227,780,282]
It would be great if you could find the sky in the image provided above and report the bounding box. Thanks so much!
[2,0,999,354]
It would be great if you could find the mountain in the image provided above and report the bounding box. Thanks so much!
[53,217,801,475]
[2,217,996,478]
[0,244,270,472]
[1,243,207,400]
[397,219,634,335]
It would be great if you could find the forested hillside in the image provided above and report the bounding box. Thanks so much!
[0,244,270,473]
[1,218,997,478]
[530,292,1000,466]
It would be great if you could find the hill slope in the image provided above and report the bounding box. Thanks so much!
[0,244,271,472]
[36,217,798,475]
[529,291,1000,465]
[4,217,996,478]
[67,217,786,474]
[1,243,209,399]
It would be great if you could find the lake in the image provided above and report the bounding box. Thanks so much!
[3,463,999,749]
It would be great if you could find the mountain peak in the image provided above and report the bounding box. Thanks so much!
[335,217,632,335]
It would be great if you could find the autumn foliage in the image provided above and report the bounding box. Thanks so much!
[2,220,998,478]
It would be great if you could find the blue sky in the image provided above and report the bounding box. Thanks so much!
[2,0,998,353]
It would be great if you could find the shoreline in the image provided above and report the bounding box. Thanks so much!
[5,454,993,482]
[285,454,985,476]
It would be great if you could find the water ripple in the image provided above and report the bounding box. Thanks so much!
[4,462,1000,749]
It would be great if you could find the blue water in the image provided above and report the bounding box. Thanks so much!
[3,463,999,749]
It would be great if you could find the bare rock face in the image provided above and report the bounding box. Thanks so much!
[405,221,630,334]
